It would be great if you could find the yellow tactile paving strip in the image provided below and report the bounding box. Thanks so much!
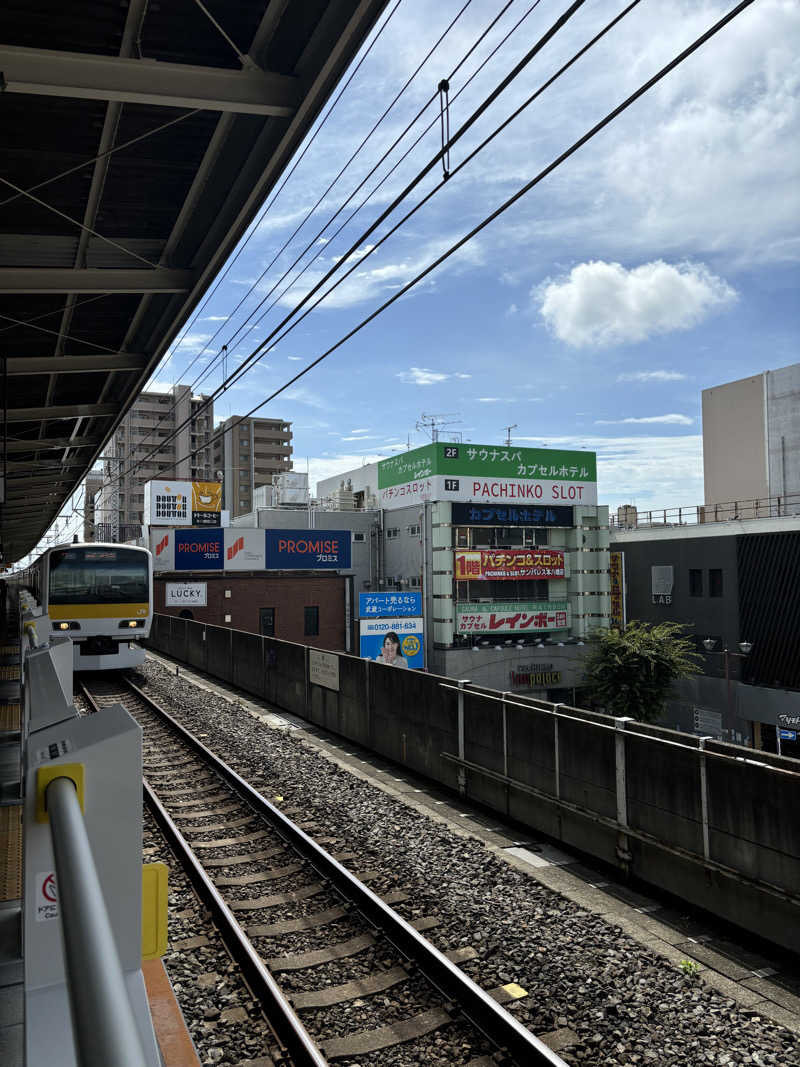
[0,703,21,732]
[0,645,20,654]
[0,665,20,680]
[0,806,23,902]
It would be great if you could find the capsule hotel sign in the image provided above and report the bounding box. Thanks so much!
[378,443,596,510]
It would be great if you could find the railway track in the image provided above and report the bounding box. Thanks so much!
[79,674,567,1067]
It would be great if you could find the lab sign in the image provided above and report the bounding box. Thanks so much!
[165,582,207,608]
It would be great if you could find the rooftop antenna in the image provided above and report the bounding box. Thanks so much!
[416,412,462,443]
[503,424,518,446]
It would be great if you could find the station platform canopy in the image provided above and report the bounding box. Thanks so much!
[0,0,387,564]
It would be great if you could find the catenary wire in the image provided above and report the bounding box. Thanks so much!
[122,0,588,481]
[131,0,756,489]
[189,0,529,395]
[149,0,408,390]
[147,0,474,441]
[194,0,549,388]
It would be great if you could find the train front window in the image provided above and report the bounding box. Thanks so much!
[49,549,148,604]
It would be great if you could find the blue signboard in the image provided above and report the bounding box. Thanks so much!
[451,503,573,526]
[360,617,424,669]
[265,529,351,570]
[359,592,422,617]
[779,729,797,741]
[174,528,223,571]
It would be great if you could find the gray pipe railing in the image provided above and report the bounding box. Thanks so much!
[46,775,148,1066]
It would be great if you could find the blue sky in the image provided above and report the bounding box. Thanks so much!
[145,0,799,518]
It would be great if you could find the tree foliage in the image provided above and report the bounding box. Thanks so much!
[582,621,702,724]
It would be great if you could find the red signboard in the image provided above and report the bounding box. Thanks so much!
[455,548,565,581]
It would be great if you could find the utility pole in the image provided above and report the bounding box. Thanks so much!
[503,424,518,446]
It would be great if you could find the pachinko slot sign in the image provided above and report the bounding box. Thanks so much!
[455,548,566,581]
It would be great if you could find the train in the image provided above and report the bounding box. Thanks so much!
[16,542,153,670]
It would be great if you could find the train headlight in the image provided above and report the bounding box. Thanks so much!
[128,621,138,628]
[119,620,144,629]
[57,622,69,630]
[53,621,79,631]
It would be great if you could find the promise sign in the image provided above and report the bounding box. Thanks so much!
[455,548,565,580]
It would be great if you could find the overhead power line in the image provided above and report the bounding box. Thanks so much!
[121,0,589,482]
[133,0,756,490]
[140,0,473,453]
[190,0,537,396]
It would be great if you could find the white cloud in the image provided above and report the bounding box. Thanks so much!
[537,260,736,348]
[397,367,449,386]
[595,414,694,425]
[350,428,369,433]
[287,356,302,361]
[617,370,688,383]
[202,315,228,322]
[454,372,472,379]
[341,434,380,441]
[283,386,325,409]
[167,332,212,355]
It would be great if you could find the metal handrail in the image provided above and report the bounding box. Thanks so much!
[609,490,800,529]
[46,775,148,1067]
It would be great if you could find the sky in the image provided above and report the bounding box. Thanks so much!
[62,0,800,545]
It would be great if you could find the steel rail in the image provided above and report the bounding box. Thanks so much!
[116,676,568,1066]
[78,681,325,1067]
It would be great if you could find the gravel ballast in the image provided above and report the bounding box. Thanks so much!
[139,657,798,1067]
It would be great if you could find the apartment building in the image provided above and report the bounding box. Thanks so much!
[212,416,293,518]
[702,362,800,513]
[82,472,103,541]
[95,384,214,536]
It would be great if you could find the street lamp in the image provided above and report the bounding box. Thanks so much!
[702,638,753,739]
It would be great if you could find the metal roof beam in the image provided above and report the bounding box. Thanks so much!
[4,436,103,453]
[0,268,192,293]
[6,403,117,422]
[0,45,300,116]
[6,354,147,375]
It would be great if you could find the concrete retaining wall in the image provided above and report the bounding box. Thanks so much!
[147,614,800,951]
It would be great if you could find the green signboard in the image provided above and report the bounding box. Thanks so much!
[378,443,596,488]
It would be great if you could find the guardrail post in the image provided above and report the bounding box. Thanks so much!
[698,737,712,861]
[501,691,509,779]
[552,704,564,802]
[457,679,470,796]
[614,717,634,866]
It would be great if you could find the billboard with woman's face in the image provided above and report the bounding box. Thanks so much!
[360,617,424,669]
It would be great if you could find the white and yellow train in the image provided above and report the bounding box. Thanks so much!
[18,542,153,670]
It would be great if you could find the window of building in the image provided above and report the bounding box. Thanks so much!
[352,532,366,543]
[386,528,400,539]
[259,608,275,636]
[304,606,319,636]
[689,569,703,597]
[407,524,420,536]
[709,569,724,597]
[409,576,421,587]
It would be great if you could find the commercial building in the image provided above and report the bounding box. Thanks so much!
[611,514,800,754]
[316,442,611,696]
[702,362,800,516]
[95,384,214,537]
[212,416,293,517]
[150,523,356,653]
[82,471,103,541]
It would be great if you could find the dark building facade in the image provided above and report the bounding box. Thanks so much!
[154,572,348,652]
[612,517,800,754]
